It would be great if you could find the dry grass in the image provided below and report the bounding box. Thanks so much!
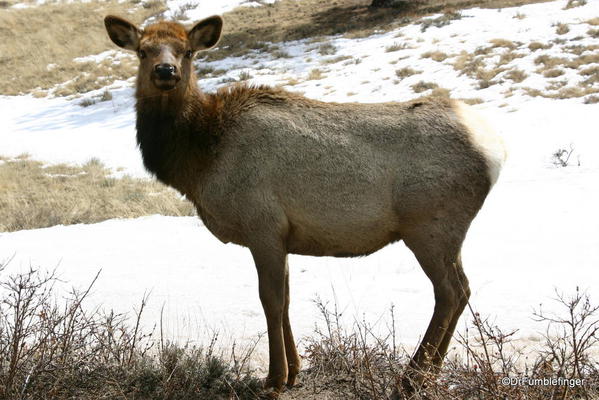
[460,97,484,105]
[411,80,439,93]
[505,68,528,83]
[543,68,565,78]
[452,51,485,77]
[385,42,409,52]
[528,41,552,51]
[421,50,449,62]
[563,0,586,9]
[420,11,462,32]
[317,42,337,56]
[0,0,165,96]
[587,18,599,26]
[588,28,599,38]
[498,51,525,66]
[524,85,599,100]
[489,38,518,49]
[321,55,353,65]
[0,156,195,232]
[534,54,568,69]
[555,22,570,35]
[395,66,422,79]
[307,68,325,80]
[584,95,599,104]
[2,0,557,96]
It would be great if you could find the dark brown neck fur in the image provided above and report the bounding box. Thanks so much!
[135,72,215,195]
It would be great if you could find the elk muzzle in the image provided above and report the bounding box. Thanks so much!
[152,63,180,91]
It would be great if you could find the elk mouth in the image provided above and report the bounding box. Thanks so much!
[153,76,180,91]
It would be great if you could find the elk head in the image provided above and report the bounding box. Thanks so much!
[104,15,223,95]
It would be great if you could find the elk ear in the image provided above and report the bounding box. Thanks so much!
[188,16,223,51]
[104,15,140,51]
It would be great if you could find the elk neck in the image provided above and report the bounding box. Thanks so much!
[134,72,216,197]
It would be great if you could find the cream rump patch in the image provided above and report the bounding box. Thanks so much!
[453,101,507,186]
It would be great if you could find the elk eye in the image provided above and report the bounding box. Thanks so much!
[138,49,147,59]
[185,50,193,59]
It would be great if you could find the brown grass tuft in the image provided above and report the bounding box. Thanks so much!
[489,38,518,49]
[421,50,449,62]
[0,156,195,232]
[395,67,422,79]
[307,68,326,80]
[505,69,528,83]
[588,28,599,38]
[460,97,484,105]
[555,22,570,35]
[411,81,438,93]
[528,41,552,51]
[543,68,565,78]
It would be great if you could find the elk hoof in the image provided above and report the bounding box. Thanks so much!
[286,364,300,387]
[262,374,286,398]
[259,387,281,399]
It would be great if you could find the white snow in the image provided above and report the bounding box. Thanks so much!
[161,0,280,23]
[1,0,599,368]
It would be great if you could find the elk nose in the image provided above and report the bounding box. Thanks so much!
[154,63,176,79]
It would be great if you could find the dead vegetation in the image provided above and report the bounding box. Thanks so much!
[505,68,528,82]
[2,0,558,97]
[2,264,597,400]
[421,50,449,61]
[411,80,439,93]
[0,155,195,232]
[395,66,422,79]
[294,289,599,399]
[0,0,165,96]
[0,264,262,400]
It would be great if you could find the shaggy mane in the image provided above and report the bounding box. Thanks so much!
[200,83,313,135]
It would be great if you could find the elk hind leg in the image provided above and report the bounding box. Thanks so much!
[401,227,467,391]
[432,253,470,367]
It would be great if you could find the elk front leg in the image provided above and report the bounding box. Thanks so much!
[251,247,288,396]
[283,268,301,387]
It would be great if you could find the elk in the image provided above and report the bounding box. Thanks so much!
[104,14,506,398]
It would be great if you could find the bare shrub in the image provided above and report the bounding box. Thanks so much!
[300,289,599,399]
[551,144,578,167]
[0,263,262,400]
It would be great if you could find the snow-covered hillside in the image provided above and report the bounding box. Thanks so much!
[1,0,598,367]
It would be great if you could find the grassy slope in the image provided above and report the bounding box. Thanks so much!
[0,0,554,97]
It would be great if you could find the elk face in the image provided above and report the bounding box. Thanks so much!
[104,15,223,94]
